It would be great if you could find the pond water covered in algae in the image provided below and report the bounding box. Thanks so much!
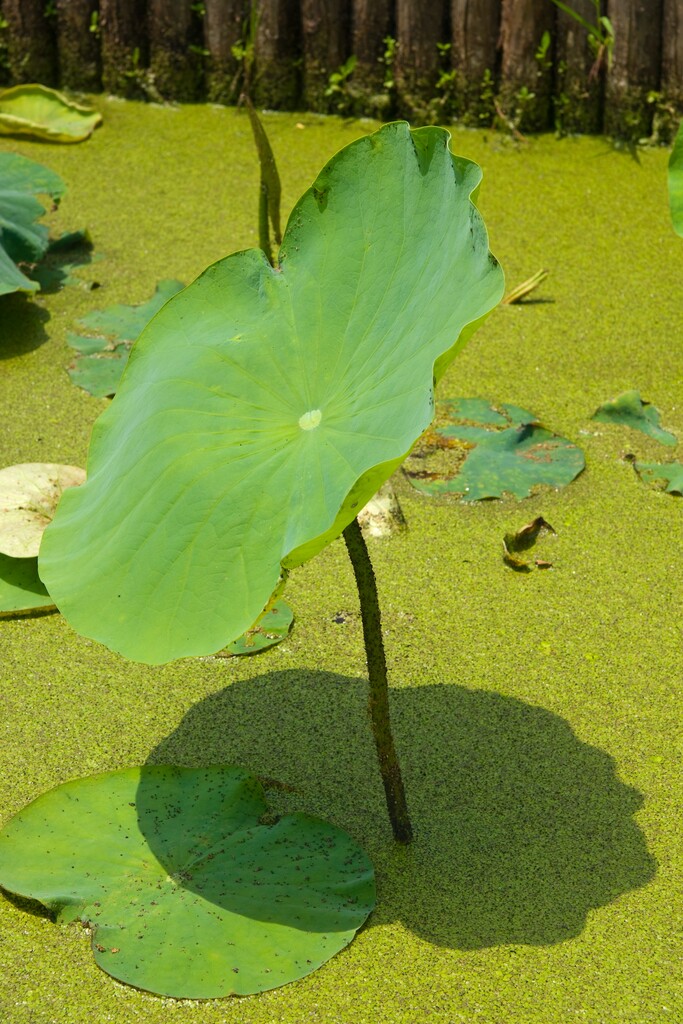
[0,99,682,1023]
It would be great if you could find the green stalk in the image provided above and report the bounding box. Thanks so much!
[343,517,413,843]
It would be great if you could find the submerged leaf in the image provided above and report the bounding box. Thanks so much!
[0,554,54,616]
[67,279,185,397]
[591,390,677,446]
[0,84,102,143]
[0,463,85,557]
[41,123,504,663]
[0,765,375,998]
[633,460,683,495]
[503,516,556,571]
[405,398,585,501]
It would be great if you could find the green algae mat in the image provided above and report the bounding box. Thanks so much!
[1,102,682,1023]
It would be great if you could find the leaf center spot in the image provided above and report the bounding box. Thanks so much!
[298,409,322,431]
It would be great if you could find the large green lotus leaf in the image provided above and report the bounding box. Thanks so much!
[405,398,585,500]
[591,390,677,446]
[0,152,65,296]
[0,85,102,143]
[633,460,683,495]
[0,151,65,202]
[40,122,504,663]
[0,463,86,557]
[669,120,683,237]
[66,279,185,397]
[0,765,375,998]
[0,554,54,615]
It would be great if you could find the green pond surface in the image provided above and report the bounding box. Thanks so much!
[1,99,682,1023]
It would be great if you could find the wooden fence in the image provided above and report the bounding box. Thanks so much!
[0,0,681,139]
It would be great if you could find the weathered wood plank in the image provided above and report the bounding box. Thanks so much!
[56,0,101,92]
[2,0,58,85]
[348,0,393,116]
[301,0,351,111]
[605,0,664,138]
[554,0,604,134]
[147,0,201,101]
[498,0,555,132]
[450,0,501,126]
[253,0,301,109]
[660,0,683,138]
[100,0,147,96]
[395,0,447,121]
[204,0,248,104]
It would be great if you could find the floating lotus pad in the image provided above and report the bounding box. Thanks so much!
[67,279,185,397]
[0,554,54,616]
[0,765,375,998]
[0,152,65,296]
[0,463,85,557]
[591,390,677,446]
[633,460,683,495]
[405,398,585,501]
[41,123,504,663]
[0,84,102,143]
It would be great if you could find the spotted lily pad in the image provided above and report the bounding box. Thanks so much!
[405,398,585,501]
[67,279,185,397]
[0,554,54,616]
[0,151,65,296]
[0,463,86,557]
[633,460,683,495]
[0,84,102,142]
[40,123,504,663]
[591,390,677,446]
[0,765,375,998]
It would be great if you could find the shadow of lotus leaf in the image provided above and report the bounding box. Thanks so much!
[145,669,656,950]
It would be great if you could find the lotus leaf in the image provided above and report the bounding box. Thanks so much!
[0,84,102,143]
[591,390,677,446]
[633,460,683,495]
[669,120,683,237]
[67,279,185,397]
[0,152,65,296]
[222,601,293,655]
[0,458,292,643]
[0,463,85,557]
[405,398,585,500]
[0,554,54,616]
[0,765,375,997]
[40,122,504,664]
[0,151,65,202]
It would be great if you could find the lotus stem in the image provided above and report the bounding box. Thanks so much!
[342,517,413,843]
